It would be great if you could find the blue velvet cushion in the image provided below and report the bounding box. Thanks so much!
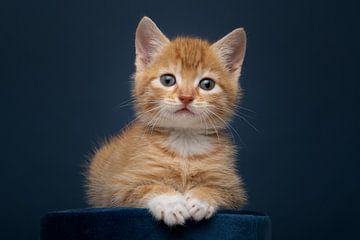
[41,208,271,240]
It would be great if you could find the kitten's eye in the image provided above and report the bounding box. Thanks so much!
[160,74,176,87]
[199,78,215,91]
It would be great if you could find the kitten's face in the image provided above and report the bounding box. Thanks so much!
[133,17,246,131]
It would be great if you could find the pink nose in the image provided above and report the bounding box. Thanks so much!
[179,95,194,105]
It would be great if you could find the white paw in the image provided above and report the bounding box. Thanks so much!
[185,195,216,221]
[147,194,190,226]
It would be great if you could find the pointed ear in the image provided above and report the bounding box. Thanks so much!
[211,28,247,78]
[135,17,169,71]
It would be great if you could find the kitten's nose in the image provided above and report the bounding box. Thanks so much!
[179,95,194,105]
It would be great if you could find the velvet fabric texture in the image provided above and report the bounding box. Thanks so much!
[41,208,271,240]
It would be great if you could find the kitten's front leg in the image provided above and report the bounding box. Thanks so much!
[184,172,246,221]
[147,193,190,226]
[184,188,218,221]
[115,183,190,226]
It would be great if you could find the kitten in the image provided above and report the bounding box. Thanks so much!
[86,16,247,226]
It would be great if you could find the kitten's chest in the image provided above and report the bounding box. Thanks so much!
[159,130,214,157]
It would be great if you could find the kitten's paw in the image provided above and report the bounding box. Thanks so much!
[185,195,216,221]
[147,194,190,226]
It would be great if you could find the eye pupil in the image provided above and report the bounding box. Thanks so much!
[160,74,176,87]
[199,78,215,90]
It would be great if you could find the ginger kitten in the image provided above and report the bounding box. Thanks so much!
[86,16,247,226]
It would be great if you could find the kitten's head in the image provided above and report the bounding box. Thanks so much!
[133,17,246,131]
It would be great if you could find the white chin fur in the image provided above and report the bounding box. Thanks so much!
[161,129,214,157]
[140,111,225,131]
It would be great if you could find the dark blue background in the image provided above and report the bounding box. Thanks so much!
[1,0,359,239]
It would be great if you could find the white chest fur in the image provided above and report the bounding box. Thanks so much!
[161,130,213,157]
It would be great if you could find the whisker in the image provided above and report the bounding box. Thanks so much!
[211,106,258,132]
[211,105,255,120]
[237,105,256,113]
[233,110,255,120]
[113,98,136,110]
[199,112,210,135]
[206,109,236,143]
[237,115,259,132]
[126,105,163,133]
[149,109,164,135]
[204,111,220,142]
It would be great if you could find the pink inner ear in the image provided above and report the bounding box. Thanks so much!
[211,28,246,73]
[139,56,150,66]
[135,17,169,69]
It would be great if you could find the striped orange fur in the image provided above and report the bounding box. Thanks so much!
[86,16,247,226]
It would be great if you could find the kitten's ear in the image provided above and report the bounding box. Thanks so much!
[211,28,247,78]
[135,17,169,71]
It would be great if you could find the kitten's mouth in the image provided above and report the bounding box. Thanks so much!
[175,107,194,115]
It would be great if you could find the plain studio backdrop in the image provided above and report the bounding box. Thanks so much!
[1,0,359,239]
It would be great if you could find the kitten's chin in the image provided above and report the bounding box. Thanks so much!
[175,108,192,113]
[158,114,201,129]
[140,112,224,131]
